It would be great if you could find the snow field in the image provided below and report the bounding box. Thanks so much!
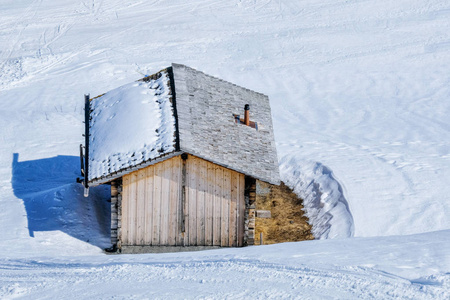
[1,230,449,299]
[2,0,448,238]
[0,0,449,298]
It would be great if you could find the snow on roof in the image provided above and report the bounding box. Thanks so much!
[88,70,176,183]
[87,64,280,185]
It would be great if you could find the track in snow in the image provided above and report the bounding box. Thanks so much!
[1,257,448,299]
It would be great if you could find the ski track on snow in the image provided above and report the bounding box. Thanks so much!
[1,257,449,299]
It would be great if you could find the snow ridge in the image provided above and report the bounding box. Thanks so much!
[280,154,354,239]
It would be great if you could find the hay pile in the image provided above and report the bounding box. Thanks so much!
[255,181,314,245]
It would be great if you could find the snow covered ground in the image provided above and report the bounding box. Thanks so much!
[1,230,449,299]
[1,0,449,298]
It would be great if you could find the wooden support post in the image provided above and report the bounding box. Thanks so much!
[79,144,84,177]
[260,232,263,245]
[83,94,90,193]
[180,153,188,235]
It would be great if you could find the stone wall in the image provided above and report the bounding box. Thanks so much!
[110,180,122,249]
[244,177,257,245]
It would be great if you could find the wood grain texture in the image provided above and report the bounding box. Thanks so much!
[187,155,197,245]
[160,158,171,245]
[128,173,138,245]
[213,165,223,246]
[120,155,245,248]
[169,157,180,246]
[238,174,245,246]
[197,158,206,245]
[152,162,162,245]
[180,156,187,245]
[144,167,154,244]
[136,171,146,245]
[229,172,238,246]
[122,175,130,245]
[205,161,214,246]
[221,169,231,246]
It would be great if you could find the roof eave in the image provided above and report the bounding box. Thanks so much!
[88,150,183,187]
[88,149,280,187]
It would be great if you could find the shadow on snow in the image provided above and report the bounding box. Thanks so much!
[11,153,111,249]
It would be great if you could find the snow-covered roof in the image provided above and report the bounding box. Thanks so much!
[88,69,177,184]
[88,64,280,186]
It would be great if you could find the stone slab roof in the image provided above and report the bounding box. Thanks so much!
[87,64,280,186]
[172,64,280,185]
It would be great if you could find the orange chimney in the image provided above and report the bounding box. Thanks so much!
[244,104,250,126]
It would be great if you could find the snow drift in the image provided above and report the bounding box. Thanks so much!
[280,155,354,239]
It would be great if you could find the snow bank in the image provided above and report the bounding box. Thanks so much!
[89,71,175,182]
[280,154,354,239]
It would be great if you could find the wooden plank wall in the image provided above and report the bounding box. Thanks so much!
[121,155,245,247]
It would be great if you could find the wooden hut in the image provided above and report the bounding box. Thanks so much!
[81,64,280,253]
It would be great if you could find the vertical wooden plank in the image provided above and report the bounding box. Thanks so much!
[184,157,190,245]
[188,155,198,246]
[229,171,238,247]
[213,166,223,246]
[136,170,146,245]
[161,158,172,245]
[169,157,180,246]
[179,155,187,246]
[237,174,246,246]
[152,162,162,245]
[144,166,154,245]
[184,156,189,245]
[128,172,138,245]
[196,159,206,246]
[205,160,214,246]
[122,175,130,245]
[176,156,182,244]
[221,169,231,247]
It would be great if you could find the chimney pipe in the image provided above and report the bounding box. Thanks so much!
[244,104,250,126]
